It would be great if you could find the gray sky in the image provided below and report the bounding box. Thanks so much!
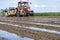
[0,0,60,12]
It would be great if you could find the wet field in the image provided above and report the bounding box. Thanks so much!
[0,16,60,40]
[0,30,34,40]
[0,17,60,22]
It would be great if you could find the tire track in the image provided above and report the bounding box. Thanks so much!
[0,23,60,40]
[0,19,60,31]
[0,22,60,35]
[0,17,60,40]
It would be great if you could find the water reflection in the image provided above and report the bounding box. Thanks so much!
[0,22,60,35]
[0,30,34,40]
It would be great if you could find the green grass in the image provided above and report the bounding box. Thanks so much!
[34,12,60,16]
[0,13,5,16]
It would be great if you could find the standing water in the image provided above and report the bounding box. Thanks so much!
[0,30,34,40]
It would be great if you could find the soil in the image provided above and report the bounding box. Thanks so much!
[0,24,60,40]
[0,17,60,40]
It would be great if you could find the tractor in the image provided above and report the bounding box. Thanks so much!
[5,7,16,17]
[5,0,34,17]
[16,1,34,17]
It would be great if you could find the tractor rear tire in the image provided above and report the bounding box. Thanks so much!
[30,13,34,16]
[29,11,34,16]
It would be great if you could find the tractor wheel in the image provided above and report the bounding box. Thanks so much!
[26,13,29,16]
[23,13,28,17]
[29,11,34,16]
[16,12,20,17]
[20,15,23,17]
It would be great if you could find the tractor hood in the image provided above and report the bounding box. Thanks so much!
[24,6,31,12]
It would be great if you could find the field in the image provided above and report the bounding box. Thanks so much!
[35,12,60,16]
[0,12,60,40]
[0,17,60,40]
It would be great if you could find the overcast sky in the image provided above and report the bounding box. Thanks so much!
[0,0,60,12]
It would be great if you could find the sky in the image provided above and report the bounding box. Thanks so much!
[0,0,60,12]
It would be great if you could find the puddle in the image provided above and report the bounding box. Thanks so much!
[0,30,34,40]
[24,27,60,35]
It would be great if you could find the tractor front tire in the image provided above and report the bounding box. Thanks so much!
[25,13,29,16]
[16,12,20,17]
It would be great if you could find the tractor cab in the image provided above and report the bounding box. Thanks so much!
[18,2,29,8]
[16,1,34,17]
[17,2,30,15]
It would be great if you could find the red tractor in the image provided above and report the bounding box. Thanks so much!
[16,0,34,17]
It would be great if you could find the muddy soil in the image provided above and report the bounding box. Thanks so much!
[0,24,60,40]
[0,17,60,40]
[0,17,60,25]
[0,38,3,40]
[0,20,60,31]
[1,17,60,22]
